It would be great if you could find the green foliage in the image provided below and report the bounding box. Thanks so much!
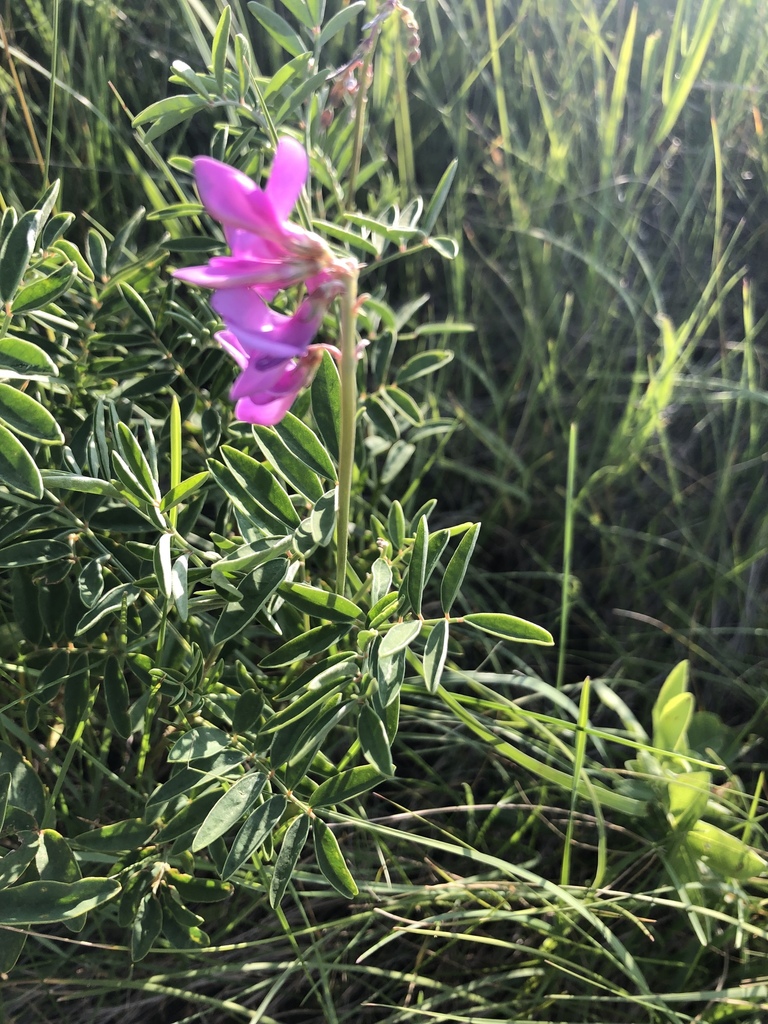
[0,4,548,972]
[632,661,765,869]
[1,1,767,1022]
[413,0,768,691]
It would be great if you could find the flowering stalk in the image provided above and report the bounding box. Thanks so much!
[336,268,359,594]
[346,39,377,212]
[334,0,420,211]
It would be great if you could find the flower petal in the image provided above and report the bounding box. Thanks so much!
[265,137,309,221]
[212,290,325,358]
[193,158,268,233]
[229,348,324,424]
[225,227,280,262]
[234,394,297,425]
[193,156,311,252]
[173,256,310,290]
[230,354,290,401]
[212,288,290,332]
[239,187,293,246]
[216,329,249,370]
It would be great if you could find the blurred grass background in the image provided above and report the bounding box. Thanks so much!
[2,0,768,1020]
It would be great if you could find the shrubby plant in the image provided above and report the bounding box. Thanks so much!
[0,1,554,966]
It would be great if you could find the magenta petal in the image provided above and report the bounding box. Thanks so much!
[211,288,291,333]
[212,290,324,358]
[230,355,290,401]
[193,156,304,249]
[262,360,313,398]
[226,227,280,263]
[234,393,296,425]
[228,346,324,424]
[260,305,323,354]
[173,256,297,290]
[216,330,249,370]
[193,158,268,233]
[241,187,291,247]
[265,138,309,221]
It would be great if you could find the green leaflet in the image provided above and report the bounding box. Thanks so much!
[441,523,480,613]
[278,582,363,622]
[357,704,395,776]
[0,423,43,499]
[309,765,387,808]
[269,813,310,907]
[423,619,449,694]
[313,818,358,898]
[192,771,268,852]
[310,352,341,462]
[222,795,288,880]
[0,878,120,925]
[463,612,554,646]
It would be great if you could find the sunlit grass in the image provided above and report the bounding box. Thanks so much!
[411,0,768,688]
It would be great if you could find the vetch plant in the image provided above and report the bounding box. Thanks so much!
[0,1,555,965]
[171,135,363,589]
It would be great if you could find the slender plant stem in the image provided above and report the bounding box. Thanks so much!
[556,421,578,691]
[336,270,359,594]
[45,0,61,189]
[168,394,182,530]
[346,32,378,212]
[0,18,45,180]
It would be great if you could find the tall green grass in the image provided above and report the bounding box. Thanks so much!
[409,0,768,690]
[3,673,766,1022]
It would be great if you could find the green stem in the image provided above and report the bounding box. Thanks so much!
[335,270,359,594]
[45,0,61,189]
[346,32,378,212]
[556,421,577,691]
[168,395,182,531]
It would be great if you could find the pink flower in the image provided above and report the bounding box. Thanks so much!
[172,139,356,424]
[210,275,345,360]
[209,278,346,421]
[211,289,324,360]
[217,331,328,426]
[173,139,336,297]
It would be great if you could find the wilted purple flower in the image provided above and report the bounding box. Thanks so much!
[173,139,337,297]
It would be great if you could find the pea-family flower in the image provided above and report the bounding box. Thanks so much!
[209,280,341,425]
[173,139,337,297]
[173,138,356,424]
[210,278,343,360]
[217,332,343,426]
